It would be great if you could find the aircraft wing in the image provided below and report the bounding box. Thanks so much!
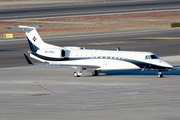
[35,64,100,68]
[24,54,100,68]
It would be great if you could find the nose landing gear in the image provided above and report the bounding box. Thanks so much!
[158,71,164,78]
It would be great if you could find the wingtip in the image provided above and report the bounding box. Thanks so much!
[24,54,33,65]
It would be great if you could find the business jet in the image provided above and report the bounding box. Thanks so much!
[8,25,173,78]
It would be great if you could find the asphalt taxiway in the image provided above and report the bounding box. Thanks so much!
[1,28,180,68]
[1,0,180,119]
[1,0,180,20]
[0,55,180,120]
[0,28,180,120]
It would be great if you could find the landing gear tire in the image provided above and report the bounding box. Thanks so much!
[158,74,164,78]
[73,72,80,77]
[92,70,99,76]
[158,71,164,78]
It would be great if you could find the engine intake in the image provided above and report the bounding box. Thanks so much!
[61,49,65,58]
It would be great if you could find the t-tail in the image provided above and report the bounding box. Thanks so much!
[8,25,60,52]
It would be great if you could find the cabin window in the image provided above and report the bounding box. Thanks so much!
[145,55,151,59]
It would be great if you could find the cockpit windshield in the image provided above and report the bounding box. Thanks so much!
[145,55,159,59]
[150,55,159,59]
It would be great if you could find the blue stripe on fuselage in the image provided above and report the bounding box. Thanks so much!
[32,53,171,69]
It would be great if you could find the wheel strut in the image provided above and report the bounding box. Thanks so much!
[92,70,100,76]
[158,71,164,78]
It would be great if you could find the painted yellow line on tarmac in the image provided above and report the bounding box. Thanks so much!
[77,41,136,45]
[0,95,8,96]
[134,37,180,40]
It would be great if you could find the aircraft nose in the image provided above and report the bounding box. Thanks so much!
[168,64,173,69]
[164,61,173,69]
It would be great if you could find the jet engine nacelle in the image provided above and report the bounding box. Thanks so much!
[36,49,65,58]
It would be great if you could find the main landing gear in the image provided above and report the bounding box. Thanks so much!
[73,67,100,77]
[92,70,100,76]
[73,67,82,77]
[73,72,82,77]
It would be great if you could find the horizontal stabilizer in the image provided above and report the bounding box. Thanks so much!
[7,25,42,30]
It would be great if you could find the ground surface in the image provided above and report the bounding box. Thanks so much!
[1,1,180,120]
[1,10,180,37]
[0,0,122,8]
[0,55,179,120]
[1,28,180,68]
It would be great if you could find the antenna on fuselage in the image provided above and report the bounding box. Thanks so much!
[117,47,121,51]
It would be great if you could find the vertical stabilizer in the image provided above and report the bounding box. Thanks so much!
[21,25,45,50]
[8,25,60,52]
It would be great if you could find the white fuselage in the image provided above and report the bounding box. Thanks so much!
[30,47,173,71]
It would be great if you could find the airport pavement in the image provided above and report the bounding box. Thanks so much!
[0,56,179,120]
[1,28,180,68]
[1,1,180,119]
[1,0,180,20]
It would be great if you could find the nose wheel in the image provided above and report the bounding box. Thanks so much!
[158,71,164,78]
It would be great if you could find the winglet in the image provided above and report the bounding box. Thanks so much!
[24,54,33,65]
[117,47,121,51]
